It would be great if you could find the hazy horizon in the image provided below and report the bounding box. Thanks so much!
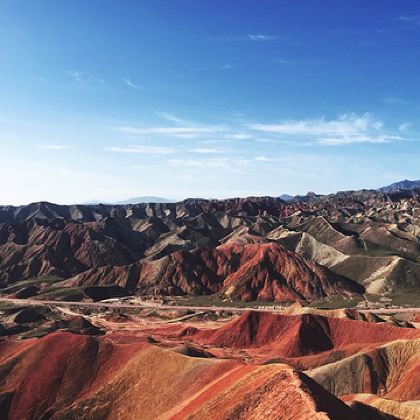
[2,178,419,207]
[2,1,420,205]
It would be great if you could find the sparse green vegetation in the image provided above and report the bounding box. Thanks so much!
[388,291,420,307]
[0,275,64,294]
[34,287,85,301]
[167,294,290,310]
[363,241,418,262]
[306,295,364,309]
[0,301,22,311]
[166,294,369,310]
[363,293,381,303]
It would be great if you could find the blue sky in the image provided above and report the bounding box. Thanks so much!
[1,0,420,204]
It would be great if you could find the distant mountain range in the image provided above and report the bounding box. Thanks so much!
[278,179,420,202]
[377,179,420,193]
[83,196,173,205]
[279,194,294,202]
[81,181,420,206]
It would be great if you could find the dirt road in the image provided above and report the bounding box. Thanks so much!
[1,297,419,316]
[0,297,279,314]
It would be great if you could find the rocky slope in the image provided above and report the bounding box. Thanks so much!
[0,332,359,420]
[62,241,363,303]
[377,179,420,193]
[0,189,419,303]
[0,302,418,419]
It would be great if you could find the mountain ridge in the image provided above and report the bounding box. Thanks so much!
[377,179,420,193]
[0,188,419,304]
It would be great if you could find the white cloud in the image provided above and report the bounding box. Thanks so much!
[38,144,71,150]
[188,148,225,154]
[195,64,233,71]
[112,112,407,147]
[122,77,144,91]
[116,125,224,138]
[254,156,273,162]
[248,113,403,146]
[157,112,188,125]
[399,123,411,132]
[248,34,279,41]
[67,70,83,83]
[31,76,49,84]
[398,15,420,25]
[107,145,175,154]
[317,135,398,146]
[67,70,105,86]
[224,133,252,140]
[383,96,412,105]
[169,157,253,172]
[276,58,299,64]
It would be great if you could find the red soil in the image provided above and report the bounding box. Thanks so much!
[0,310,419,419]
[186,311,420,357]
[69,241,363,302]
[0,330,359,419]
[386,363,420,401]
[168,365,257,420]
[1,332,146,419]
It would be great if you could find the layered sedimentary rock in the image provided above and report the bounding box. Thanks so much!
[1,305,419,419]
[64,241,363,302]
[1,189,420,302]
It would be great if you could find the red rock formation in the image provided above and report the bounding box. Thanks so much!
[2,190,420,302]
[0,218,144,285]
[0,331,358,420]
[1,302,419,419]
[181,311,420,359]
[67,241,363,302]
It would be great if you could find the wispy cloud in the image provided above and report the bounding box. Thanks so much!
[212,34,283,44]
[66,70,104,86]
[188,148,225,154]
[67,70,84,83]
[248,113,403,146]
[38,144,71,150]
[275,58,299,64]
[31,76,49,84]
[157,112,188,125]
[194,63,233,71]
[122,77,144,91]
[169,157,253,172]
[275,57,322,65]
[399,122,411,132]
[107,145,175,154]
[224,133,252,140]
[248,34,280,41]
[112,112,408,147]
[116,125,224,138]
[398,15,420,25]
[254,156,274,162]
[382,96,412,106]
